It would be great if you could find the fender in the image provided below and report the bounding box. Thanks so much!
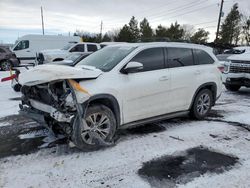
[84,94,121,127]
[189,82,217,110]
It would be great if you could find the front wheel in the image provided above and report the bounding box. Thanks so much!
[225,84,241,92]
[72,104,117,151]
[190,89,213,120]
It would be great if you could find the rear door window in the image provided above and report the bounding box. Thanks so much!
[130,48,165,72]
[87,44,98,52]
[167,48,194,68]
[194,49,215,65]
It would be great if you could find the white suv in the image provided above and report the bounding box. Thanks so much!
[19,42,222,150]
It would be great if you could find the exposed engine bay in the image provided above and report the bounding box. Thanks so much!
[20,80,79,137]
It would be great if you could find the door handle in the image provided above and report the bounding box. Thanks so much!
[159,76,169,81]
[26,50,30,52]
[194,70,201,75]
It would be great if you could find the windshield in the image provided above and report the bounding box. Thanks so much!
[76,46,136,72]
[62,43,74,50]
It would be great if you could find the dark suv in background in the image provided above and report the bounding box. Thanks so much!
[0,46,19,71]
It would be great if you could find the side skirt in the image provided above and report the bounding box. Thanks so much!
[120,111,189,129]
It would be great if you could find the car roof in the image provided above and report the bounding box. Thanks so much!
[111,42,212,51]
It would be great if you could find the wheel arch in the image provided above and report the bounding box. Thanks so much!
[85,94,121,127]
[189,82,217,110]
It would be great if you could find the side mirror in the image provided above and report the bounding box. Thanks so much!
[121,61,143,74]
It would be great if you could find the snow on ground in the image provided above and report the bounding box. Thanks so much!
[0,71,21,119]
[0,76,250,187]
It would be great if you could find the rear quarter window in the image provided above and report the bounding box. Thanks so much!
[194,49,214,65]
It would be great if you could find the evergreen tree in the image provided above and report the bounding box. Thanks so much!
[155,25,168,38]
[190,28,210,43]
[102,33,112,42]
[140,18,153,41]
[117,24,133,42]
[218,3,242,44]
[128,16,140,42]
[166,21,184,41]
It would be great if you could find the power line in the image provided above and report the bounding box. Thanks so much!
[102,0,185,24]
[149,2,218,23]
[144,0,208,22]
[103,0,206,27]
[104,0,214,28]
[193,20,217,26]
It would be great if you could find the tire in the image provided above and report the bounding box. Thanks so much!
[0,60,12,71]
[13,84,22,92]
[72,104,117,151]
[190,89,213,120]
[225,84,241,92]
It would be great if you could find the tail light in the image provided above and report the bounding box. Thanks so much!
[217,66,225,73]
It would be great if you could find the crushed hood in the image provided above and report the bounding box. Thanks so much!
[19,64,102,86]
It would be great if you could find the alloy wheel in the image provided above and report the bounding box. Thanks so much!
[1,61,12,71]
[196,93,211,115]
[81,113,111,145]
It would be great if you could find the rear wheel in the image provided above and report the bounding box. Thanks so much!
[190,89,213,119]
[72,104,117,151]
[225,84,241,92]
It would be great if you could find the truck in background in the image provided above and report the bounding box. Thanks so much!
[10,35,81,64]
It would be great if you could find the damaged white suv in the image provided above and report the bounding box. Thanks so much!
[19,42,222,150]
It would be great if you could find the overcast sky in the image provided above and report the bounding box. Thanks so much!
[0,0,249,44]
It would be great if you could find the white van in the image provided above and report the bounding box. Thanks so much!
[10,35,81,64]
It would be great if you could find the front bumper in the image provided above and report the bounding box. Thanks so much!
[224,77,250,87]
[20,99,74,123]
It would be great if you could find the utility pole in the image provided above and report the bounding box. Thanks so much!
[215,0,224,42]
[100,21,103,41]
[41,6,45,35]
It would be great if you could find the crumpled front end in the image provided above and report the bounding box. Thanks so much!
[20,79,90,136]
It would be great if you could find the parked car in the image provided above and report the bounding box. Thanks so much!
[222,52,250,91]
[37,42,100,64]
[0,46,20,71]
[19,42,222,150]
[10,35,81,64]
